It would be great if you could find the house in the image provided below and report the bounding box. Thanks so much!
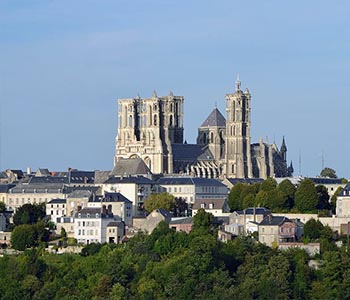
[157,177,228,214]
[192,198,229,216]
[218,229,236,242]
[106,221,125,243]
[65,187,100,217]
[336,183,350,217]
[7,177,69,212]
[88,192,133,225]
[74,207,119,244]
[0,214,6,231]
[229,207,271,234]
[0,184,15,207]
[46,199,67,223]
[133,209,172,234]
[169,217,193,233]
[258,215,296,247]
[103,176,157,217]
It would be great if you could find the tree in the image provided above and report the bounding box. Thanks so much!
[192,208,214,233]
[13,203,46,226]
[278,179,296,210]
[320,167,337,178]
[316,185,330,210]
[0,202,6,213]
[294,179,318,212]
[143,192,175,213]
[11,224,37,250]
[174,197,188,217]
[303,218,324,240]
[260,177,277,192]
[228,183,245,211]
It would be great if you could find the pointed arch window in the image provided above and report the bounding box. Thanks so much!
[129,115,133,127]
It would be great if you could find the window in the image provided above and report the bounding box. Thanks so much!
[129,115,133,127]
[201,203,206,208]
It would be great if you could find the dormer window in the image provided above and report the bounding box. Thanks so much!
[87,213,90,218]
[96,213,99,218]
[209,203,214,209]
[201,203,206,209]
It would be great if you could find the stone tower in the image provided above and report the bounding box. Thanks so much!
[115,92,184,174]
[197,107,226,161]
[225,77,253,178]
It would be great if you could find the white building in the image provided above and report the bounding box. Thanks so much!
[74,207,118,244]
[102,176,157,216]
[46,199,67,223]
[157,176,228,206]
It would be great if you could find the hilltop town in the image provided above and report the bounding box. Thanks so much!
[1,82,349,299]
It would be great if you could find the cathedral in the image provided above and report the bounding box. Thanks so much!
[114,78,293,179]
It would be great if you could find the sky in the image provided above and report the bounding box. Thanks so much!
[1,0,350,178]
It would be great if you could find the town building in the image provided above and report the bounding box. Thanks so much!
[113,78,292,179]
[258,215,296,247]
[74,207,119,244]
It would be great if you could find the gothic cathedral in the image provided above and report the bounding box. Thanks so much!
[114,79,293,179]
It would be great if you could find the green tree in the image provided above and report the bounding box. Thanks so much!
[260,177,277,192]
[255,190,269,207]
[303,218,324,240]
[11,224,37,250]
[316,185,330,210]
[0,201,6,213]
[320,167,337,178]
[13,203,46,226]
[243,193,256,208]
[278,179,296,210]
[144,192,175,213]
[192,208,214,233]
[228,183,245,211]
[295,179,318,212]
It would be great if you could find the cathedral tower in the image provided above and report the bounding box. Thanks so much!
[225,77,253,178]
[115,92,184,174]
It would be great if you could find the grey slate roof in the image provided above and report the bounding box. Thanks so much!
[157,176,225,187]
[0,172,8,179]
[200,108,226,127]
[9,183,66,194]
[110,158,152,177]
[236,207,271,215]
[259,215,291,226]
[104,176,155,185]
[169,217,193,225]
[339,182,350,196]
[192,198,226,210]
[29,176,69,184]
[171,143,205,161]
[90,192,132,204]
[226,178,264,185]
[107,221,124,227]
[75,207,113,218]
[69,170,95,184]
[0,184,15,193]
[308,177,343,185]
[94,171,112,184]
[197,148,215,161]
[47,198,67,204]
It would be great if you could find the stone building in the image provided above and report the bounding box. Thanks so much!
[114,78,292,179]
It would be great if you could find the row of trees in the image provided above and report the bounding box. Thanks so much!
[228,177,343,213]
[0,209,349,299]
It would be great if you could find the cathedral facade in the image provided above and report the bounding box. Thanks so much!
[114,79,292,179]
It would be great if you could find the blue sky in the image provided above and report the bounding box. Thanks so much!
[1,0,350,177]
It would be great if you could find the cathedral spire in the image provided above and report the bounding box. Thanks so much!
[235,74,241,91]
